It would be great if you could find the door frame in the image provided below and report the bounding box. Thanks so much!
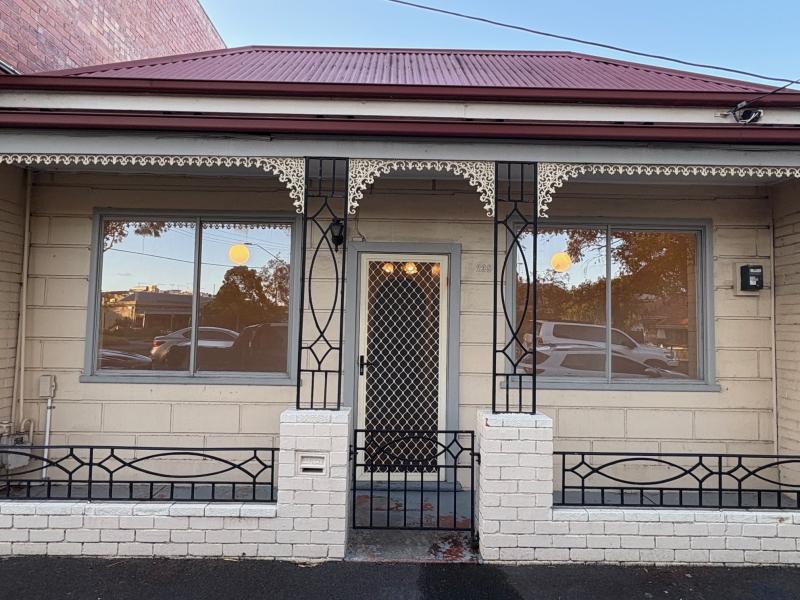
[355,252,449,435]
[344,242,462,433]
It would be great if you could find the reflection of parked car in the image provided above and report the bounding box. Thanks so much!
[99,349,153,370]
[532,321,678,369]
[224,323,289,372]
[522,345,687,379]
[151,327,239,369]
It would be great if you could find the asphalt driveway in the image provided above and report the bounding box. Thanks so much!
[2,557,800,600]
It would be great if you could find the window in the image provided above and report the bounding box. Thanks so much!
[516,223,707,385]
[91,215,295,380]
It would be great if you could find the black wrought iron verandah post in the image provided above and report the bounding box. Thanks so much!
[492,162,538,413]
[295,158,349,409]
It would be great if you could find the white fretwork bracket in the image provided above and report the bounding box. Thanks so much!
[0,153,307,213]
[537,162,800,217]
[348,158,496,216]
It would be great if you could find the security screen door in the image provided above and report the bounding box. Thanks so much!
[356,254,449,475]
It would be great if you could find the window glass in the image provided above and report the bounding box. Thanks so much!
[196,222,291,373]
[522,226,607,377]
[552,323,606,343]
[611,355,651,376]
[610,230,698,380]
[95,217,293,377]
[98,219,196,371]
[518,224,703,383]
[559,352,606,374]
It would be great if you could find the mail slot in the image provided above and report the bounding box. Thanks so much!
[297,453,327,476]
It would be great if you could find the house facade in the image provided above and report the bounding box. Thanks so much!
[1,46,800,563]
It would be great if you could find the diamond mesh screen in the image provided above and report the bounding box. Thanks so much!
[363,259,443,471]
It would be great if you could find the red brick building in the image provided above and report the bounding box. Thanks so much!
[0,0,224,73]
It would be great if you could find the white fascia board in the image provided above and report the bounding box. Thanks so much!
[2,129,800,168]
[2,90,799,126]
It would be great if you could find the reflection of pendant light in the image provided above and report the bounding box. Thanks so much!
[431,264,441,277]
[401,261,418,275]
[550,251,572,273]
[381,262,395,274]
[228,243,250,265]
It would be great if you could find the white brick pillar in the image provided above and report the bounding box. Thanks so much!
[476,410,554,562]
[277,408,351,560]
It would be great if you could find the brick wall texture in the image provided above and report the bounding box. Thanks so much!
[0,0,224,73]
[0,408,351,560]
[477,410,800,566]
[0,165,25,423]
[772,181,800,467]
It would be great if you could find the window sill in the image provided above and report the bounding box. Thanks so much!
[79,373,296,386]
[502,379,721,393]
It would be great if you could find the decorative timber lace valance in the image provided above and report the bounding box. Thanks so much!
[0,154,306,212]
[537,162,800,217]
[348,158,496,216]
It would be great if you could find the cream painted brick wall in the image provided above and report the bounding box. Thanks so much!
[23,172,301,447]
[0,165,25,423]
[772,181,800,480]
[22,172,775,454]
[533,182,774,455]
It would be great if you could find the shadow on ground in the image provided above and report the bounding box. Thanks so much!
[2,557,800,600]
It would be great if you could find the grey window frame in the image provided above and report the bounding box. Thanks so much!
[509,217,719,392]
[81,209,302,385]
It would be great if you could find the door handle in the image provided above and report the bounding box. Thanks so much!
[359,354,375,376]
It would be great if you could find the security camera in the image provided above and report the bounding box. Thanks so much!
[735,108,764,124]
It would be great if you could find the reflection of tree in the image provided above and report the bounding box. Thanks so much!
[564,230,693,332]
[201,265,288,330]
[259,258,290,307]
[103,221,171,251]
[518,228,695,347]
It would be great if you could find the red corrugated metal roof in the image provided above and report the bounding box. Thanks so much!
[39,46,776,93]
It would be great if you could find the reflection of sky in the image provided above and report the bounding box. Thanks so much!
[518,229,607,288]
[200,224,291,294]
[102,222,291,293]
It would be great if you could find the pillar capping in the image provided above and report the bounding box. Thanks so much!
[478,410,553,429]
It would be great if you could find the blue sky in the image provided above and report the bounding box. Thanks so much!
[102,224,291,294]
[200,0,799,88]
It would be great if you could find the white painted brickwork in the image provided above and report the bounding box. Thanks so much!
[0,408,351,560]
[476,410,800,566]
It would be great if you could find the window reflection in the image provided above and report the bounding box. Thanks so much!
[96,218,292,375]
[196,222,291,373]
[518,227,608,378]
[610,231,698,380]
[98,220,196,371]
[519,226,701,381]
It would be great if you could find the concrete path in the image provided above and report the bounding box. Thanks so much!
[2,557,800,599]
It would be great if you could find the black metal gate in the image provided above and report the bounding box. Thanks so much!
[350,428,478,536]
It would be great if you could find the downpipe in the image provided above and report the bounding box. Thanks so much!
[11,169,32,433]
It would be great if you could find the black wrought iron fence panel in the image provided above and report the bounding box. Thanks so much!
[0,445,277,503]
[556,451,800,509]
[351,429,478,535]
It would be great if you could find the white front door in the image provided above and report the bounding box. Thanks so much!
[356,253,449,434]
